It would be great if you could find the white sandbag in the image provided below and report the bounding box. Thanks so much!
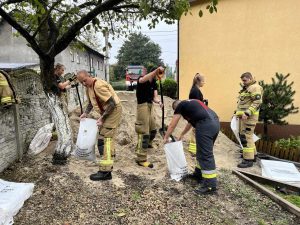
[164,141,188,181]
[230,116,260,148]
[261,160,300,183]
[28,123,54,155]
[74,118,98,161]
[0,179,34,225]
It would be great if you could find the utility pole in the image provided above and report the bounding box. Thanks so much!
[104,30,110,83]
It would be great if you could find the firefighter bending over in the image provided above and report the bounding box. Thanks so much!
[235,72,263,168]
[77,70,122,181]
[135,66,164,168]
[164,99,220,195]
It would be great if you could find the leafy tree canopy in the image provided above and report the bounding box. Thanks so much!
[115,32,162,78]
[0,0,218,89]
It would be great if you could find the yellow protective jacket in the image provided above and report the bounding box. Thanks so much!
[0,71,14,105]
[236,81,263,116]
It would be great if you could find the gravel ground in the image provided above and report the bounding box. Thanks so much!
[1,149,299,225]
[1,92,299,225]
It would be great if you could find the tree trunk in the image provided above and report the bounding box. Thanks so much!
[40,58,73,164]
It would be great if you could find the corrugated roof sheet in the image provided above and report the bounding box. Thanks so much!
[0,62,39,70]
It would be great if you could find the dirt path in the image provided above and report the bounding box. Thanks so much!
[1,91,299,225]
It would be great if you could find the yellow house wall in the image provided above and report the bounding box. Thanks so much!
[179,0,300,124]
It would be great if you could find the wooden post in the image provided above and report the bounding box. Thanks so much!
[12,104,23,160]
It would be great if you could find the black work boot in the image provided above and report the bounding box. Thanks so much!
[194,186,217,195]
[237,159,253,168]
[90,171,112,181]
[185,167,202,183]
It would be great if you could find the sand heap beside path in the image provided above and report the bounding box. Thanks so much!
[68,91,241,186]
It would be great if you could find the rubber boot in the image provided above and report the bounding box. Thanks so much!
[237,159,254,168]
[90,171,112,181]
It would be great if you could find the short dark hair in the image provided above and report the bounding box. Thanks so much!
[172,100,181,110]
[240,72,253,79]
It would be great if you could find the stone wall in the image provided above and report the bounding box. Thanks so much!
[0,69,86,172]
[0,70,51,172]
[0,107,18,172]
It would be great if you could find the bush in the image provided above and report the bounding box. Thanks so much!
[276,136,300,149]
[110,80,127,91]
[158,78,177,99]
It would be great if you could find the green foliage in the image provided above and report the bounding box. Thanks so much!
[110,80,127,91]
[158,78,177,99]
[114,32,163,79]
[259,73,299,125]
[199,0,218,17]
[276,136,300,149]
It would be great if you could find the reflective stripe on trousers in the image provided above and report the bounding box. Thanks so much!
[99,137,114,172]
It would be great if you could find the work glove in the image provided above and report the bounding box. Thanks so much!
[67,73,77,82]
[156,67,165,80]
[71,83,79,88]
[235,111,245,117]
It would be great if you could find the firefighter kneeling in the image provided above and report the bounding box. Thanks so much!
[235,72,263,168]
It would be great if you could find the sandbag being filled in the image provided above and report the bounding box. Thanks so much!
[74,118,98,161]
[164,141,188,181]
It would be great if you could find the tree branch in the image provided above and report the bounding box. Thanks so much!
[0,0,25,7]
[0,7,46,58]
[32,0,62,39]
[51,0,123,56]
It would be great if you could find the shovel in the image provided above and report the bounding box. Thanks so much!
[74,83,83,114]
[158,76,176,142]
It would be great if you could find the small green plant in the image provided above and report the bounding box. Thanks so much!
[276,136,300,149]
[131,191,141,201]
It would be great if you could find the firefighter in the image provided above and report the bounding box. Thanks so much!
[0,70,14,108]
[77,70,122,181]
[188,73,206,181]
[235,72,263,168]
[164,99,220,195]
[135,66,164,168]
[54,63,75,110]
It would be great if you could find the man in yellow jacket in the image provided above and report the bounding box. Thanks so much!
[77,70,122,181]
[235,72,263,168]
[0,70,14,107]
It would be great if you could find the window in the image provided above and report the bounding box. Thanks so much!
[70,51,74,62]
[90,57,93,68]
[100,61,104,71]
[97,61,100,70]
[76,52,80,64]
[85,55,88,65]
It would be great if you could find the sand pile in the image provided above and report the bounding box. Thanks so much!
[68,91,241,186]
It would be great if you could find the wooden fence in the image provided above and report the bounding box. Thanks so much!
[222,128,300,163]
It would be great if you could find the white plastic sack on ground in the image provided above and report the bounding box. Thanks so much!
[0,179,34,225]
[28,123,54,155]
[261,160,300,184]
[164,141,188,181]
[230,116,260,148]
[74,118,98,161]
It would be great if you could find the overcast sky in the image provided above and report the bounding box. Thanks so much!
[108,21,178,69]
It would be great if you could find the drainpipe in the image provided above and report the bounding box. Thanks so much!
[177,20,180,99]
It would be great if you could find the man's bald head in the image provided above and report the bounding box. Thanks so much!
[77,70,94,87]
